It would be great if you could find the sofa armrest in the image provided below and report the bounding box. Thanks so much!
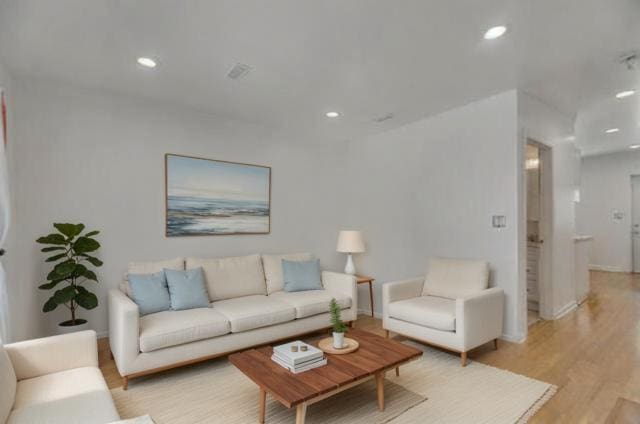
[382,277,424,320]
[322,271,357,322]
[108,289,140,376]
[5,330,98,380]
[456,287,504,351]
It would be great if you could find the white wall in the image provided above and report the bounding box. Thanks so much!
[576,151,640,272]
[6,77,348,340]
[518,92,579,320]
[345,91,522,340]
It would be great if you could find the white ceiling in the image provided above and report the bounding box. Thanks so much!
[0,0,638,152]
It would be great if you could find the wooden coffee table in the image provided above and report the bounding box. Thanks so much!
[229,329,422,424]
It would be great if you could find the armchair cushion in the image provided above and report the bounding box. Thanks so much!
[0,342,16,424]
[388,296,456,332]
[423,258,489,299]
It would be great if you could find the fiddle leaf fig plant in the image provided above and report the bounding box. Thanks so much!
[36,223,102,325]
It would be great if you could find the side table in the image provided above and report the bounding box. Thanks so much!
[356,275,375,317]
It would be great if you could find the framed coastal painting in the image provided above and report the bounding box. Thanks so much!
[165,154,271,236]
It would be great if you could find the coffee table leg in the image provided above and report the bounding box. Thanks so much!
[295,403,307,424]
[375,372,385,411]
[259,388,266,424]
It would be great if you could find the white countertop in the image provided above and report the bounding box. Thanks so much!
[574,235,593,242]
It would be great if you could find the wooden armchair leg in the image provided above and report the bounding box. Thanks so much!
[493,338,499,350]
[122,376,129,390]
[385,330,390,339]
[395,367,400,377]
[460,352,468,367]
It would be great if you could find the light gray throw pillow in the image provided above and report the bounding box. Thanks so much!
[164,267,210,310]
[282,259,323,292]
[128,271,171,315]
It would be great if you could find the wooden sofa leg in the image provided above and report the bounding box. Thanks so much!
[385,330,389,339]
[460,352,468,367]
[122,376,129,390]
[494,338,499,350]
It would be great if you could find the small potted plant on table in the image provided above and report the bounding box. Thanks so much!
[36,223,102,333]
[330,298,348,349]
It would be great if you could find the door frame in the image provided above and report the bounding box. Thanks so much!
[630,175,640,273]
[522,138,554,327]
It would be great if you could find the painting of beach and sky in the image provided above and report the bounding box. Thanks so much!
[165,154,270,236]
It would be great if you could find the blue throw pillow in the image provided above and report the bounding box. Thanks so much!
[164,267,210,311]
[282,259,323,292]
[128,271,171,316]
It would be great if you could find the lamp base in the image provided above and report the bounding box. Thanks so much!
[344,254,356,275]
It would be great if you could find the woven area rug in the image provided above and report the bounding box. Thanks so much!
[112,341,556,424]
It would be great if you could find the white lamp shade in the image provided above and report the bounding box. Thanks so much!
[336,230,365,253]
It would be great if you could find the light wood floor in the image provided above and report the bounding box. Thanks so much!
[98,270,640,423]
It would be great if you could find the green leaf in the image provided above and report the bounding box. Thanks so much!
[75,291,98,310]
[73,237,100,254]
[82,269,98,282]
[41,246,66,252]
[53,223,85,238]
[84,230,100,237]
[45,253,68,262]
[49,260,76,280]
[38,280,65,290]
[36,233,67,245]
[81,255,103,267]
[71,263,87,278]
[43,298,58,312]
[53,286,76,304]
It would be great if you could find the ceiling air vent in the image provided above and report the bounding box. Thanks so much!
[373,113,394,123]
[227,63,252,80]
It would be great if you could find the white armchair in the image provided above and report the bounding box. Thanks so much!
[382,258,504,366]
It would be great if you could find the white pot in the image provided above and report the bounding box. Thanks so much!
[333,332,345,349]
[57,319,89,334]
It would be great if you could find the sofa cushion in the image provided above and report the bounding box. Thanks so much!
[186,254,266,301]
[422,258,489,299]
[139,308,230,353]
[388,296,456,332]
[0,342,16,424]
[8,367,119,424]
[262,253,314,294]
[212,295,295,333]
[269,290,351,319]
[165,268,210,311]
[120,257,185,296]
[128,271,171,315]
[282,259,323,292]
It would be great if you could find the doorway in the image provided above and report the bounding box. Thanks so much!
[525,140,551,325]
[631,176,640,272]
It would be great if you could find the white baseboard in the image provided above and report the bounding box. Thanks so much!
[589,264,627,273]
[553,301,577,319]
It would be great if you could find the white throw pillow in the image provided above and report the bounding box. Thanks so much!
[186,254,266,301]
[120,257,185,297]
[422,258,489,299]
[262,253,314,294]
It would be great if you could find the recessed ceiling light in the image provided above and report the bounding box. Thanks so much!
[630,144,640,149]
[326,111,340,118]
[605,128,620,134]
[137,57,157,68]
[616,90,635,99]
[484,26,507,40]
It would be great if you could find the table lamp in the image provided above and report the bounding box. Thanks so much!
[336,230,365,275]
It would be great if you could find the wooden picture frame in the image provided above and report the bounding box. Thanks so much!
[164,153,271,236]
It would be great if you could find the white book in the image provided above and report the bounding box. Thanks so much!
[271,355,327,374]
[272,351,324,368]
[273,341,323,366]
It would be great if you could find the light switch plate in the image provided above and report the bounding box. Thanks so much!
[492,215,506,228]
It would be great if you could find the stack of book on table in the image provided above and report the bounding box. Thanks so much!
[271,341,327,374]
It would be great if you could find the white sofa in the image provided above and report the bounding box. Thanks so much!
[109,253,357,388]
[0,330,120,424]
[382,258,504,366]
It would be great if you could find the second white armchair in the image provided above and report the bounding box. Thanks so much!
[382,258,504,366]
